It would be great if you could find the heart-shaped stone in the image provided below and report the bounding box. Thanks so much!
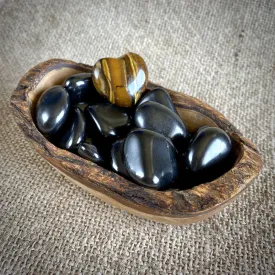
[91,52,148,107]
[124,129,179,190]
[186,127,234,181]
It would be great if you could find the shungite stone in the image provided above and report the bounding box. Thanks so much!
[124,129,179,190]
[85,102,132,139]
[77,142,105,165]
[137,87,177,113]
[63,73,103,105]
[57,108,85,150]
[35,85,70,136]
[110,139,129,178]
[134,101,188,152]
[186,127,234,182]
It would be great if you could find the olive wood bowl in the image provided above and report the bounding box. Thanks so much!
[10,59,262,225]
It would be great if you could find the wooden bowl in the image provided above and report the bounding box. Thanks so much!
[10,59,262,225]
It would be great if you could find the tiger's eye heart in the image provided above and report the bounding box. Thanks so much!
[91,52,148,108]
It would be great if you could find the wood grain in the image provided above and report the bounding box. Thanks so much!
[10,59,262,225]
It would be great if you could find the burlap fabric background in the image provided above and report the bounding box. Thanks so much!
[0,0,274,274]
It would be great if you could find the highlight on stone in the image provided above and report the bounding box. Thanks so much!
[91,52,148,108]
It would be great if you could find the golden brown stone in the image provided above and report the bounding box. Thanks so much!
[91,52,148,107]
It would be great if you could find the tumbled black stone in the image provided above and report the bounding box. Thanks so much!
[57,108,85,150]
[110,139,129,178]
[63,73,103,105]
[124,129,179,190]
[137,87,177,113]
[85,102,132,139]
[35,85,70,136]
[135,101,188,152]
[77,142,105,165]
[186,127,234,182]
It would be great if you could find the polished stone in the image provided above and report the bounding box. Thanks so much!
[36,85,70,136]
[135,101,188,152]
[85,102,132,139]
[124,129,179,190]
[91,52,148,107]
[77,142,105,165]
[63,73,103,105]
[110,139,129,178]
[57,108,86,150]
[186,127,233,181]
[137,87,177,113]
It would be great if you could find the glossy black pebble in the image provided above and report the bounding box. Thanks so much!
[57,108,86,150]
[186,127,233,181]
[85,102,132,139]
[124,129,179,190]
[78,143,105,165]
[138,87,177,113]
[36,85,70,136]
[135,101,188,152]
[63,73,103,105]
[110,139,129,178]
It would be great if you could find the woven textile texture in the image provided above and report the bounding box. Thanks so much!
[0,0,274,274]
